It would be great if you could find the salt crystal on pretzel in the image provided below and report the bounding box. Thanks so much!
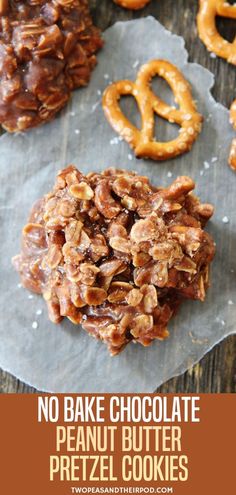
[197,0,236,65]
[102,60,203,162]
[114,0,150,9]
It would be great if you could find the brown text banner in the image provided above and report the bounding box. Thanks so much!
[0,394,235,495]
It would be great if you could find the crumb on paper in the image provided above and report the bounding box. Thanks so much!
[32,321,38,329]
[132,60,139,69]
[36,309,43,316]
[167,171,173,178]
[215,317,226,327]
[91,101,100,113]
[204,161,210,169]
[28,294,34,299]
[228,300,234,305]
[211,156,218,163]
[75,129,80,135]
[222,216,229,224]
[189,331,209,345]
[128,154,133,160]
[110,137,120,145]
[206,113,212,122]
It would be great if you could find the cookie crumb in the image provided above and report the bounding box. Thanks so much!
[132,60,139,69]
[222,216,229,224]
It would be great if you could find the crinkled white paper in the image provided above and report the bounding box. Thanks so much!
[0,17,235,392]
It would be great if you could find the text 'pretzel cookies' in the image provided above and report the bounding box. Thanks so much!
[102,60,203,161]
[229,100,236,171]
[197,0,236,64]
[114,0,150,10]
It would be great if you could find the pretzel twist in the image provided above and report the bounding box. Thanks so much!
[229,100,236,171]
[114,0,150,10]
[102,60,202,161]
[197,0,236,64]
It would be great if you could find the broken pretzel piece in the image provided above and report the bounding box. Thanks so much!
[114,0,150,9]
[102,60,202,161]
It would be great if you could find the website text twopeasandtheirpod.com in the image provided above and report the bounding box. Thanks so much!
[70,488,174,493]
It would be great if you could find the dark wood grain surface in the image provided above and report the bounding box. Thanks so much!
[1,0,235,394]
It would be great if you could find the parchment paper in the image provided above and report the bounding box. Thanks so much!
[0,17,235,392]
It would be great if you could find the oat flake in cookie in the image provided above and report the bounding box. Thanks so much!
[0,0,103,132]
[13,166,215,355]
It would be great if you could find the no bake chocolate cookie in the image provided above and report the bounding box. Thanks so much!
[13,166,215,355]
[0,0,103,131]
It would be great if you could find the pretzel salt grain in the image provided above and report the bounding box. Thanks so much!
[229,100,236,171]
[102,60,202,161]
[114,0,150,9]
[197,0,236,64]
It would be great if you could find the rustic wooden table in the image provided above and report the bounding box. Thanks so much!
[1,0,235,393]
